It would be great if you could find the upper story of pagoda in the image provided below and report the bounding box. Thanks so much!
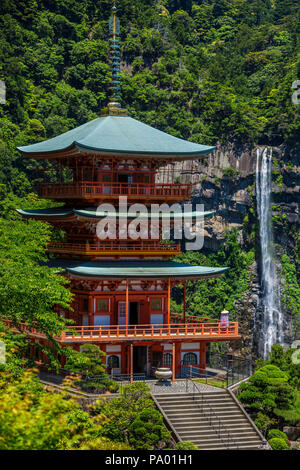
[17,115,215,205]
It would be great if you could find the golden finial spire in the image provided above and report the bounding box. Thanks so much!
[101,2,127,117]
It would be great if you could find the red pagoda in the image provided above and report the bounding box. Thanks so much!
[16,6,240,381]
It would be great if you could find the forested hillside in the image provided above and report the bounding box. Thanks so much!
[0,0,299,197]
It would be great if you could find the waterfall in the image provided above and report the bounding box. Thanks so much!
[256,148,283,358]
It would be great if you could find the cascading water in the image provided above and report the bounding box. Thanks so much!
[256,148,283,358]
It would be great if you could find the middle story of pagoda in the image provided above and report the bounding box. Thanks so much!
[15,6,240,381]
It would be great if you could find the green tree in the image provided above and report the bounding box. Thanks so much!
[0,217,72,369]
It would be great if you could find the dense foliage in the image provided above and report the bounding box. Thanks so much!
[238,345,300,432]
[268,437,290,450]
[0,369,130,450]
[0,216,72,371]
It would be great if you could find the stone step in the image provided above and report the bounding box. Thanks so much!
[153,392,225,399]
[169,412,247,420]
[158,397,233,403]
[175,423,252,431]
[155,397,229,404]
[160,405,239,412]
[178,428,258,437]
[166,410,243,419]
[168,415,247,426]
[196,443,261,450]
[191,436,262,445]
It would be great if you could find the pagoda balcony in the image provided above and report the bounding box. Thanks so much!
[60,322,239,343]
[38,182,191,201]
[47,241,181,257]
[5,319,240,344]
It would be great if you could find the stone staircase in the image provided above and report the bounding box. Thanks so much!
[153,390,266,450]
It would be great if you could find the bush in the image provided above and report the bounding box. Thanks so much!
[176,441,198,450]
[254,412,277,432]
[268,438,290,450]
[238,364,294,412]
[268,429,289,445]
[128,408,171,450]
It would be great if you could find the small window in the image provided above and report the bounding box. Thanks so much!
[108,355,119,368]
[183,352,197,365]
[164,353,172,367]
[97,299,109,312]
[151,298,162,311]
[144,175,150,183]
[83,298,89,311]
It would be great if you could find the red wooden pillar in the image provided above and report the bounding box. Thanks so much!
[168,277,171,324]
[183,281,186,323]
[126,278,129,329]
[172,342,175,383]
[130,343,133,384]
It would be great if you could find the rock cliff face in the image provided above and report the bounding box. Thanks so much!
[191,143,300,358]
[193,143,299,249]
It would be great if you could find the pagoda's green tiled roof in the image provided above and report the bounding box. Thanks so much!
[17,116,216,158]
[61,260,228,280]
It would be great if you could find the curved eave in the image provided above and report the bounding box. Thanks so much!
[17,142,216,160]
[73,209,216,220]
[16,208,74,219]
[66,263,229,280]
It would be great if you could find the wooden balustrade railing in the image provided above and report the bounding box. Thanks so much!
[4,319,239,343]
[61,322,239,342]
[47,241,181,255]
[38,182,191,199]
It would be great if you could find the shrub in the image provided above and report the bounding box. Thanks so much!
[254,412,277,432]
[128,408,171,450]
[238,364,294,412]
[267,429,289,445]
[176,441,198,450]
[268,438,290,450]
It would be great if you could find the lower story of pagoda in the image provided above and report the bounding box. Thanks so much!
[31,338,212,380]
